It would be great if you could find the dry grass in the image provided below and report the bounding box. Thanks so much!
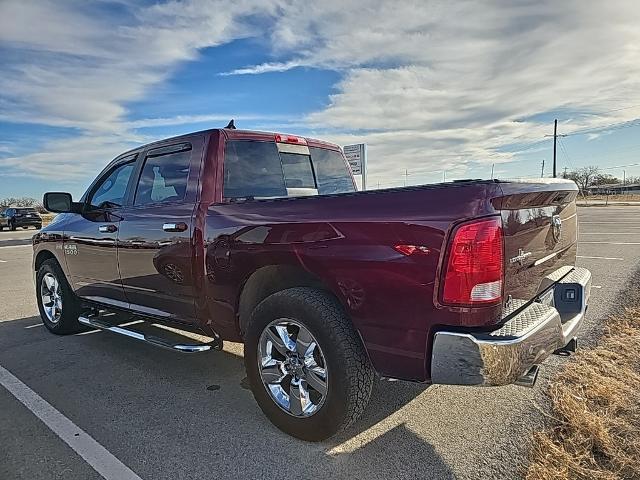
[40,213,56,226]
[583,194,640,202]
[526,307,640,480]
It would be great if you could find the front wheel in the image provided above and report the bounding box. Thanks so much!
[36,259,84,334]
[244,287,374,441]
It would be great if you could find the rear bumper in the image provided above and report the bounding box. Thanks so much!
[14,218,42,226]
[430,266,591,387]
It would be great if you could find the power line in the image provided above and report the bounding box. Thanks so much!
[565,119,640,137]
[558,137,574,170]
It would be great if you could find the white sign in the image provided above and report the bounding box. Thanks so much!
[343,143,366,177]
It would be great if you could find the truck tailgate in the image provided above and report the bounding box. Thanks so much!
[498,181,579,305]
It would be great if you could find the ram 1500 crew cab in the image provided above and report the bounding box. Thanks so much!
[34,127,591,440]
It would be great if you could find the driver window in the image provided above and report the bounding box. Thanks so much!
[89,161,135,209]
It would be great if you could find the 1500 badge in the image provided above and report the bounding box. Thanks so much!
[63,244,78,256]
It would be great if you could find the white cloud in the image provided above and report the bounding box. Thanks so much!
[2,0,640,187]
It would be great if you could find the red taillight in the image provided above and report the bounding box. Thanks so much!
[441,217,503,306]
[275,134,307,145]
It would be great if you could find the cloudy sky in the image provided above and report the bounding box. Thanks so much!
[1,0,640,197]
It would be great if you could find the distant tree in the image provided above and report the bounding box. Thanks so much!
[625,175,640,185]
[0,197,44,212]
[591,173,620,186]
[563,166,600,192]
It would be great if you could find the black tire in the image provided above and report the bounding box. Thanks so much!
[244,287,374,441]
[36,259,84,335]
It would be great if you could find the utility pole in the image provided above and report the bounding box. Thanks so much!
[541,159,545,178]
[563,166,568,178]
[544,119,566,178]
[443,171,446,182]
[404,169,409,187]
[490,164,495,180]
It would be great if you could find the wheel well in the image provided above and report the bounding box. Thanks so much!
[34,250,56,271]
[238,265,336,335]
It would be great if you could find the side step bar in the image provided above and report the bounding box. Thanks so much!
[78,316,222,353]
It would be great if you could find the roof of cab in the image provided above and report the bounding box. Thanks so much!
[117,127,342,159]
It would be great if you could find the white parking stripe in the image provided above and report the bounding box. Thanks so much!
[579,241,640,245]
[577,255,624,260]
[0,244,31,249]
[580,232,640,235]
[0,365,143,480]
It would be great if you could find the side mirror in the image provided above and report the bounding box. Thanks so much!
[43,192,79,213]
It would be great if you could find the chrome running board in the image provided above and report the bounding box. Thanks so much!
[78,315,222,353]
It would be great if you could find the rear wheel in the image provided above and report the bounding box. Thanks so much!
[36,259,84,334]
[244,287,374,441]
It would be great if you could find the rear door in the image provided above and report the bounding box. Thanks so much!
[63,154,138,306]
[117,135,204,323]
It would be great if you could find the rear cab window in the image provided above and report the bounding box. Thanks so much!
[222,138,355,200]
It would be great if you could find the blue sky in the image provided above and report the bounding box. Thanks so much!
[1,0,640,198]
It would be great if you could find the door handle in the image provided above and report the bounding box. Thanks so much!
[98,224,118,233]
[163,222,188,232]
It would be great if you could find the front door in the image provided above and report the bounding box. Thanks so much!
[63,155,138,306]
[117,137,202,323]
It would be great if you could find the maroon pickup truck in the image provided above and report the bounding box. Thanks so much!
[34,126,591,441]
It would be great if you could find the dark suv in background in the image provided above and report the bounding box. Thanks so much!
[0,207,42,231]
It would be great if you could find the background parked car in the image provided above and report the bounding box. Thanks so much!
[0,207,42,231]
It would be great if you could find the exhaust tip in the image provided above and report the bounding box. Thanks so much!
[515,365,539,388]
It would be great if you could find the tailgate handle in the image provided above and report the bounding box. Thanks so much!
[163,222,187,232]
[98,224,117,233]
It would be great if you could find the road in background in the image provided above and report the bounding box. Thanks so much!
[1,207,639,480]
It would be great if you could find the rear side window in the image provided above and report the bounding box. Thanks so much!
[223,141,287,199]
[309,147,355,195]
[135,146,191,206]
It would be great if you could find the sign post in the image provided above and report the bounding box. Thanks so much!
[343,143,367,190]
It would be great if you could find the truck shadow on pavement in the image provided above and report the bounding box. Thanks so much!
[0,316,454,480]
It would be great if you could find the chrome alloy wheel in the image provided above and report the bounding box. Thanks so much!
[258,319,328,417]
[41,273,63,323]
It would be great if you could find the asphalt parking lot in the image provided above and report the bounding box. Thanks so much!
[1,206,639,480]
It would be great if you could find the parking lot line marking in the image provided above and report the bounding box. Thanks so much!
[0,260,6,263]
[580,232,640,235]
[579,223,640,226]
[592,285,602,289]
[0,244,31,249]
[577,255,624,260]
[24,323,43,329]
[0,365,143,480]
[579,241,640,245]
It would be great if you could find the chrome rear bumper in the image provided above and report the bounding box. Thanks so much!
[430,266,591,387]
